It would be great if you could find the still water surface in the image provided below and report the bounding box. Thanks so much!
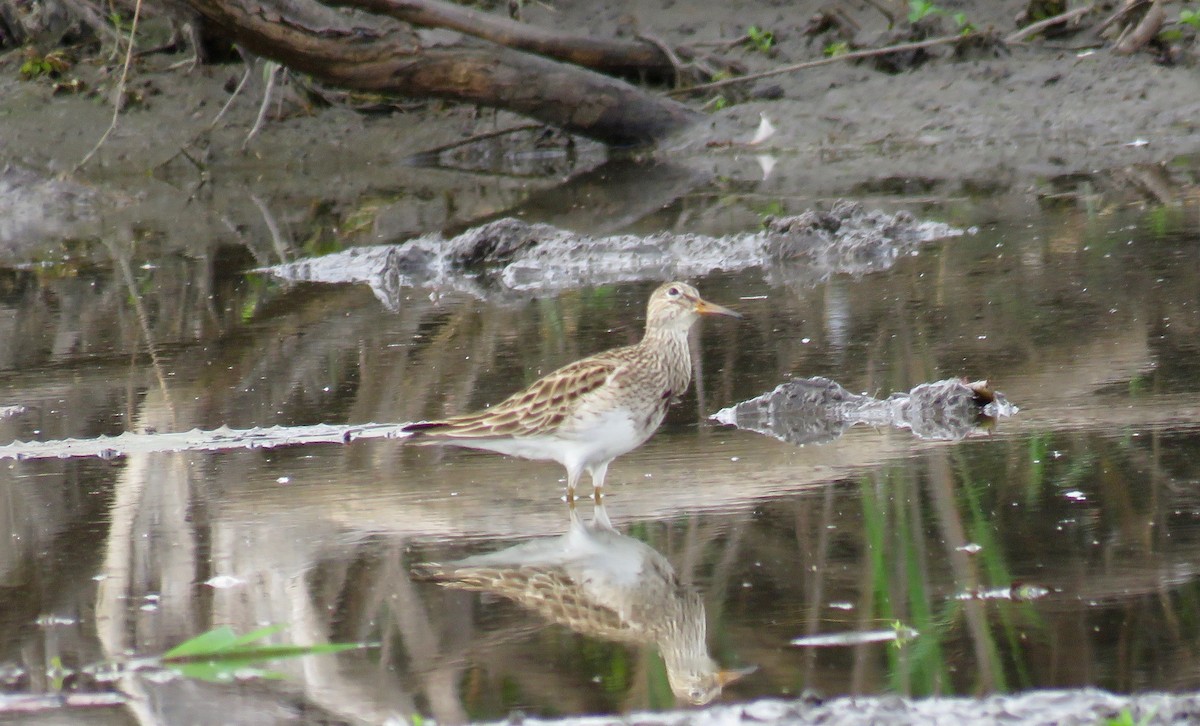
[2,166,1200,723]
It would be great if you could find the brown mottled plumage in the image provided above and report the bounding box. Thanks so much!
[403,282,741,498]
[414,503,753,705]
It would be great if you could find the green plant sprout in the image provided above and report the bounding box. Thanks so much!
[907,2,974,33]
[824,40,851,57]
[746,26,775,52]
[908,0,940,23]
[19,50,70,80]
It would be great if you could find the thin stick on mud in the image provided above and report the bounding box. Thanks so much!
[75,0,144,171]
[667,32,979,97]
[1004,5,1095,44]
[405,122,545,161]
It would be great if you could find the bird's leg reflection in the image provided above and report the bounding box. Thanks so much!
[591,493,614,531]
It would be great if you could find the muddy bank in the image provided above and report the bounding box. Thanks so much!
[1,1,1199,263]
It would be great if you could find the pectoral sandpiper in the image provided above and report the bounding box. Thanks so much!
[416,501,753,704]
[402,282,741,499]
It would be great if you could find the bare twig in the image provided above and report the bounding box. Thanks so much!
[210,56,254,130]
[668,32,980,97]
[1115,0,1164,54]
[636,32,687,85]
[1096,0,1146,36]
[861,0,896,25]
[242,60,282,150]
[405,122,544,160]
[1005,4,1095,44]
[75,0,143,171]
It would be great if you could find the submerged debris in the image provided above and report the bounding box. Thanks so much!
[0,405,26,419]
[955,583,1051,602]
[711,376,1017,445]
[791,625,919,648]
[0,423,410,461]
[256,201,962,308]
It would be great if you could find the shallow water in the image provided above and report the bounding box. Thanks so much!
[2,161,1200,723]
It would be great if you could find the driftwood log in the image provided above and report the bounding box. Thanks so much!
[178,0,700,146]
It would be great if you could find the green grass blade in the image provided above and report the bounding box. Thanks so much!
[162,626,239,659]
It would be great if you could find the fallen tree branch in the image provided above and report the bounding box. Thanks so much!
[321,0,685,80]
[668,32,980,97]
[179,0,699,146]
[1005,4,1095,44]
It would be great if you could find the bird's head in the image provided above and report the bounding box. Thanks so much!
[646,281,742,333]
[667,659,756,706]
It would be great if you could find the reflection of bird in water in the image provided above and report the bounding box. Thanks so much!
[415,501,751,705]
[402,282,741,500]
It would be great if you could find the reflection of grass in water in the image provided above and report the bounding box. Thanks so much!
[860,456,1048,696]
[646,652,675,710]
[861,468,949,695]
[161,624,371,682]
[954,450,1040,690]
[1026,433,1050,506]
[1052,450,1098,495]
[1,626,375,716]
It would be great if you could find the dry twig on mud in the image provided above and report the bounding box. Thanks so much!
[74,0,143,171]
[1114,0,1166,55]
[668,32,980,97]
[1005,4,1095,43]
[402,122,544,161]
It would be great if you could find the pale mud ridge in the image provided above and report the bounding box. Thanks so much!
[488,688,1200,726]
[256,202,961,304]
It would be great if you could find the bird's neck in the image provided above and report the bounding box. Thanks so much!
[640,325,693,390]
[659,590,715,687]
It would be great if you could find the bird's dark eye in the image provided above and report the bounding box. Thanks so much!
[667,286,680,297]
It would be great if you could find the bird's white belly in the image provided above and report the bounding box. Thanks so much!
[565,408,654,466]
[459,409,652,469]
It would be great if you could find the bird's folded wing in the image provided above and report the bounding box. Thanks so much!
[417,356,622,438]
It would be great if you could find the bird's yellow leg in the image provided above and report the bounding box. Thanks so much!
[589,461,610,504]
[564,466,582,506]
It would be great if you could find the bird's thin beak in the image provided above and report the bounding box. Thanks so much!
[716,664,757,686]
[694,297,743,319]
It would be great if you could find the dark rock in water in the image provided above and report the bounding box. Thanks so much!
[763,201,936,279]
[712,376,1017,445]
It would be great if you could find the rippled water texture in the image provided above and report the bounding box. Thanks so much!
[2,161,1200,723]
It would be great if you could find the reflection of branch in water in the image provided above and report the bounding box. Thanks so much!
[415,502,751,705]
[105,237,176,427]
[799,486,836,680]
[924,448,996,691]
[250,194,292,265]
